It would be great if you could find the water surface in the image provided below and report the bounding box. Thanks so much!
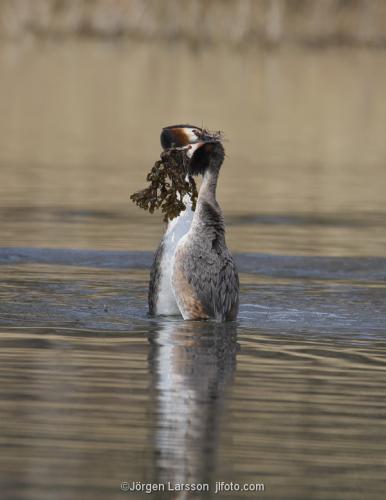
[1,41,386,499]
[1,252,386,499]
[1,41,386,255]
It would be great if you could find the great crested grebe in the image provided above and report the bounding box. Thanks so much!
[149,124,239,322]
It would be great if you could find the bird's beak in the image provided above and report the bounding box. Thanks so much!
[185,141,206,159]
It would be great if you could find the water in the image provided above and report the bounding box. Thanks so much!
[1,41,386,256]
[1,41,386,499]
[1,257,386,499]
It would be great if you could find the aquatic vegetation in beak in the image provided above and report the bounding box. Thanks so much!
[130,147,198,222]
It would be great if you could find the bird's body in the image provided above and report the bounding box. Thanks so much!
[149,195,194,316]
[149,125,239,322]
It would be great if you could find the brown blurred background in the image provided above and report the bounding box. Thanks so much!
[1,0,386,46]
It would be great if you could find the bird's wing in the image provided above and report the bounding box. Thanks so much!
[181,246,239,321]
[148,239,164,315]
[213,250,239,321]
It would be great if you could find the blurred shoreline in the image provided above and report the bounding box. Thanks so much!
[1,0,386,48]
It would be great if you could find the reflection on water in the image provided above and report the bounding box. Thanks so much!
[149,320,238,496]
[0,263,385,499]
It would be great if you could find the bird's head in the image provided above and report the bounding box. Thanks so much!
[160,124,225,176]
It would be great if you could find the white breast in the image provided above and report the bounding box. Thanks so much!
[156,197,193,315]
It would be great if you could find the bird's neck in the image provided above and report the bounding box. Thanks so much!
[198,166,219,204]
[192,165,225,239]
